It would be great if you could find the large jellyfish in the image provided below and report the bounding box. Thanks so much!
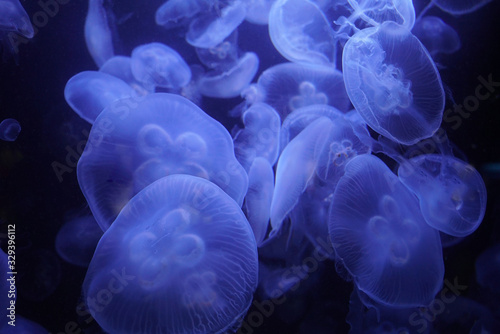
[83,174,258,334]
[328,154,444,307]
[0,118,21,141]
[250,62,350,120]
[131,42,192,91]
[412,16,461,57]
[268,0,337,66]
[84,0,115,67]
[77,93,248,230]
[64,71,137,124]
[343,21,445,145]
[398,154,487,237]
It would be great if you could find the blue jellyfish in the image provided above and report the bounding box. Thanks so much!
[245,157,274,245]
[55,215,103,267]
[18,249,61,302]
[0,0,33,36]
[432,0,492,15]
[398,154,487,237]
[131,42,192,91]
[475,243,500,294]
[412,16,461,56]
[156,0,212,28]
[64,71,137,124]
[343,21,445,145]
[100,56,153,96]
[186,1,246,48]
[0,118,21,141]
[244,0,276,25]
[233,103,281,172]
[77,93,248,230]
[253,62,350,120]
[271,117,333,231]
[347,0,416,30]
[84,0,115,67]
[328,154,444,307]
[83,174,258,334]
[268,0,337,66]
[195,30,238,70]
[197,52,259,98]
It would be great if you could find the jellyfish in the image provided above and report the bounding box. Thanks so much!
[475,243,500,294]
[244,157,274,245]
[431,0,492,15]
[253,62,350,120]
[343,21,445,145]
[100,56,153,96]
[55,215,103,267]
[0,0,33,38]
[130,42,192,91]
[268,0,337,66]
[84,0,115,67]
[244,0,276,25]
[197,52,259,98]
[195,30,239,70]
[328,154,444,307]
[0,118,21,141]
[270,117,333,231]
[233,103,281,171]
[398,154,487,237]
[347,0,416,30]
[156,0,212,28]
[186,0,246,48]
[412,16,461,56]
[64,71,137,124]
[77,93,248,230]
[18,249,61,302]
[83,174,258,334]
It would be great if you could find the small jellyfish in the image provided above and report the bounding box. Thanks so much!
[398,154,487,237]
[131,42,192,90]
[77,93,248,230]
[475,243,500,294]
[347,0,416,30]
[432,0,492,15]
[255,62,350,119]
[83,174,258,334]
[0,118,21,141]
[269,0,337,65]
[156,0,212,28]
[233,103,281,171]
[186,1,246,48]
[198,52,259,98]
[84,0,115,67]
[412,16,461,56]
[271,117,334,230]
[195,30,239,70]
[343,21,445,145]
[329,154,444,307]
[100,56,153,96]
[64,71,137,124]
[245,157,275,245]
[0,0,34,38]
[55,215,103,267]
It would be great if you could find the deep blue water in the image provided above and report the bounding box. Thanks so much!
[1,1,500,333]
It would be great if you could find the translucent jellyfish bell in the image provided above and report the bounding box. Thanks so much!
[347,0,416,30]
[269,0,337,66]
[0,0,34,38]
[195,30,239,70]
[186,1,246,48]
[233,103,281,171]
[131,42,192,90]
[398,154,487,237]
[0,118,21,141]
[155,0,212,28]
[77,93,248,230]
[432,0,492,15]
[343,21,445,145]
[328,154,444,307]
[255,62,350,119]
[198,52,260,98]
[83,174,258,334]
[100,56,153,96]
[245,0,276,25]
[412,16,461,56]
[64,71,137,124]
[84,0,114,67]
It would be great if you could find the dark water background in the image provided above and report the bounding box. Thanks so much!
[1,0,500,333]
